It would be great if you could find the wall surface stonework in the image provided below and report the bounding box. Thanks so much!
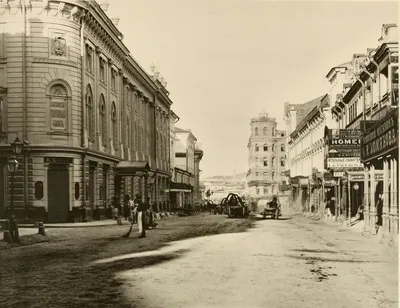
[0,1,174,222]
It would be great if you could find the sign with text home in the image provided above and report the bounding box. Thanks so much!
[327,129,361,158]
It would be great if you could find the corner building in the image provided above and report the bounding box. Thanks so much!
[0,1,173,222]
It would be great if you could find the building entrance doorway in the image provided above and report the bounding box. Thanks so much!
[48,164,69,222]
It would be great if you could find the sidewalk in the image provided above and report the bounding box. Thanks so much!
[302,212,398,249]
[2,212,179,238]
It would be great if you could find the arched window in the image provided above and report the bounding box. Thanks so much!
[86,85,94,140]
[281,144,285,152]
[48,83,69,132]
[281,157,285,167]
[272,127,276,136]
[255,127,258,136]
[263,157,268,166]
[272,172,275,181]
[255,144,259,152]
[263,144,268,151]
[271,157,275,167]
[111,102,117,150]
[99,94,106,146]
[263,127,267,135]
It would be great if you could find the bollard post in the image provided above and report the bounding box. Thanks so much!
[2,219,13,243]
[9,216,20,244]
[38,222,46,236]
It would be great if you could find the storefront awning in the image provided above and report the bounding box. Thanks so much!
[115,161,150,176]
[170,182,193,192]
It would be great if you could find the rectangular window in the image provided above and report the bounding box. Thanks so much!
[111,70,116,90]
[99,58,106,83]
[86,46,93,72]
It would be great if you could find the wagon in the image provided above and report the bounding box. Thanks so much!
[260,195,281,219]
[222,193,250,218]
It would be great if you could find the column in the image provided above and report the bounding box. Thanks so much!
[363,167,370,235]
[369,165,377,234]
[389,158,398,246]
[381,159,390,242]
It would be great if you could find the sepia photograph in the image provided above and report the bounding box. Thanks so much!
[0,0,398,307]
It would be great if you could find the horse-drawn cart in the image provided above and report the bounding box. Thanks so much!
[222,193,250,218]
[260,195,281,219]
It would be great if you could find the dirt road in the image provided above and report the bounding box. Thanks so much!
[114,215,398,308]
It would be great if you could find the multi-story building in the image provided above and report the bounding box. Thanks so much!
[332,24,398,243]
[287,95,334,213]
[246,112,287,199]
[170,127,202,209]
[0,0,174,222]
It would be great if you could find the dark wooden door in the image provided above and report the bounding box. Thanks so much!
[0,162,4,218]
[48,164,69,222]
[89,167,95,210]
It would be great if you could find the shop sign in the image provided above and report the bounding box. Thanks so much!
[327,157,362,168]
[44,157,73,164]
[324,179,337,186]
[327,129,361,158]
[361,109,398,161]
[349,174,364,181]
[328,148,361,158]
[333,171,345,177]
[329,138,360,146]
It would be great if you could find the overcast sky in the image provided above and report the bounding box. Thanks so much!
[107,0,398,179]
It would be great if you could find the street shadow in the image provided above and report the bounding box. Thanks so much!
[252,216,292,221]
[286,254,383,263]
[291,249,338,254]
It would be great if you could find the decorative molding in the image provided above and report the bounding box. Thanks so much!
[32,57,79,69]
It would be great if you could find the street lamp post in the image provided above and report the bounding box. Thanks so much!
[349,183,360,227]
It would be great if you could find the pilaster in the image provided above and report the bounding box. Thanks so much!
[380,159,390,243]
[362,167,370,236]
[369,165,377,234]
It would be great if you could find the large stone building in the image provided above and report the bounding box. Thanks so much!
[246,112,287,199]
[0,0,177,222]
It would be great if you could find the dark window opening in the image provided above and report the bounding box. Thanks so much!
[34,181,44,200]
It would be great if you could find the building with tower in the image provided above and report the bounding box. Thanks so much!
[246,112,287,199]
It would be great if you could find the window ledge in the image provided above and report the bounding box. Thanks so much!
[47,131,71,136]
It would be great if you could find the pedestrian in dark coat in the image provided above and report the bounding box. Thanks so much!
[123,195,131,220]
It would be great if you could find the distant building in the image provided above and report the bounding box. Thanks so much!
[246,113,287,199]
[170,127,203,209]
[203,173,247,203]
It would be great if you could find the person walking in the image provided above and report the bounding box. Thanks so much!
[123,195,131,221]
[136,195,146,238]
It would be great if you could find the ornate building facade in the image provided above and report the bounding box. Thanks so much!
[0,0,175,222]
[246,113,287,199]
